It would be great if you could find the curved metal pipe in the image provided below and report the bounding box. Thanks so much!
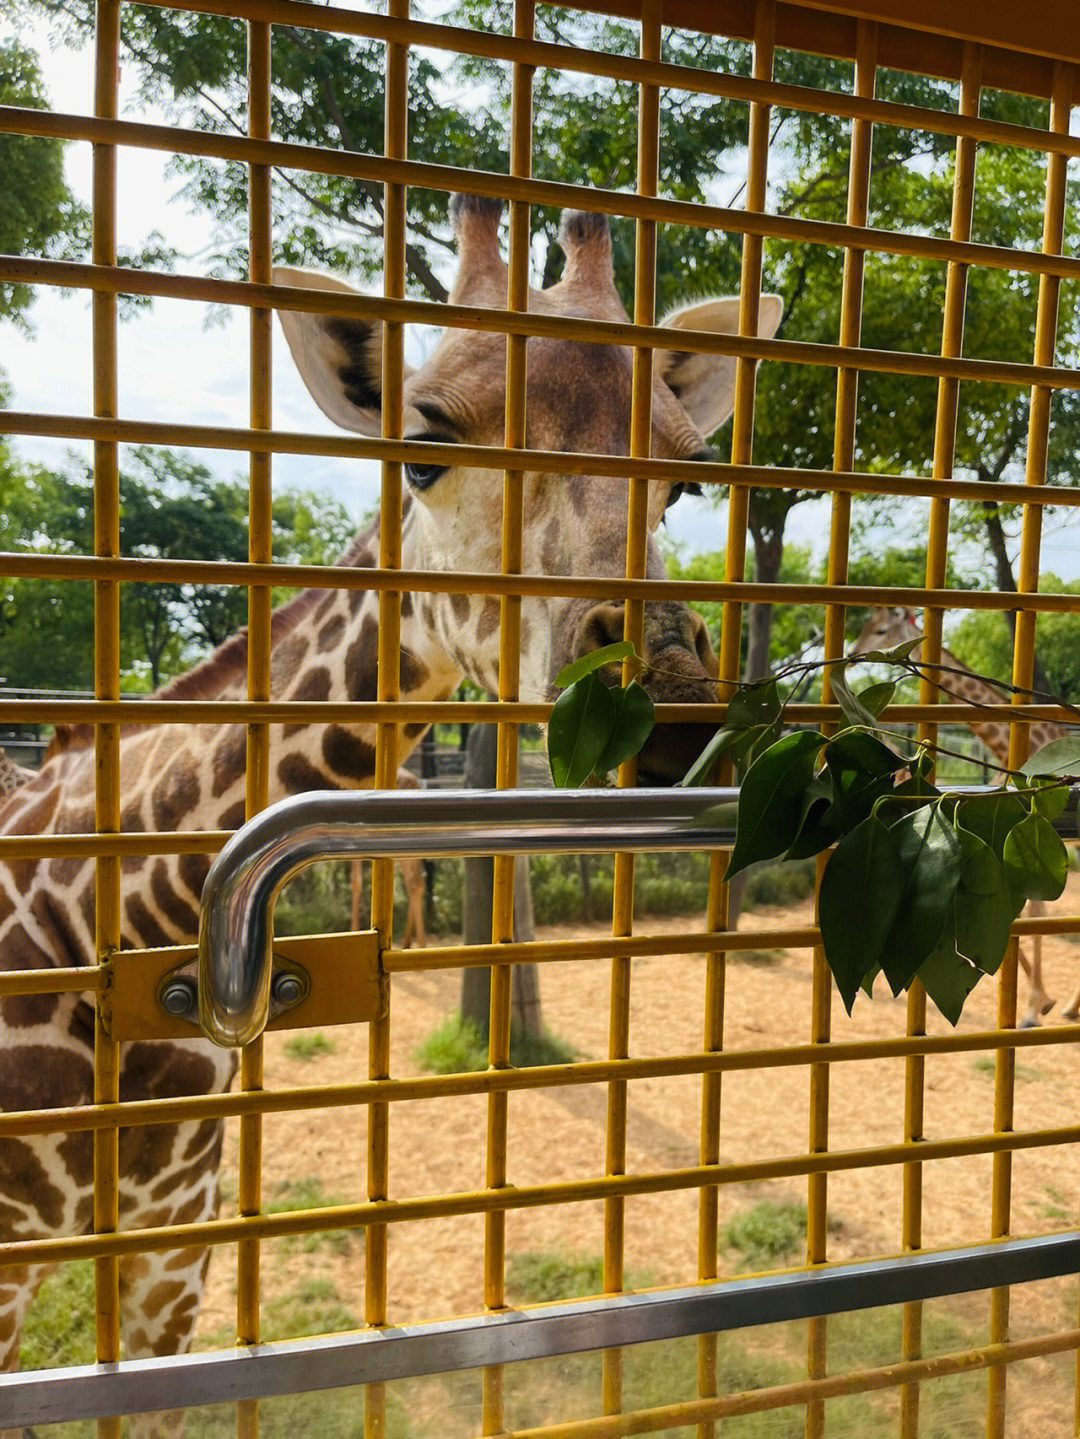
[197,787,739,1047]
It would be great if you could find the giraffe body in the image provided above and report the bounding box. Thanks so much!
[852,605,1074,1026]
[0,196,782,1427]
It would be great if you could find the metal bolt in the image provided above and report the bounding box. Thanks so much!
[271,968,308,1008]
[159,976,198,1019]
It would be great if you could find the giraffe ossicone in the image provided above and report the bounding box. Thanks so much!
[0,193,782,1425]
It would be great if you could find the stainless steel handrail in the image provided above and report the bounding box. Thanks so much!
[197,787,740,1046]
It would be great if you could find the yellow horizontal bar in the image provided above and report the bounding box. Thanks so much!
[4,107,1080,286]
[4,411,1080,513]
[506,1329,1080,1436]
[3,255,1079,396]
[54,0,1080,158]
[6,550,1080,623]
[7,1119,1080,1266]
[3,1020,1079,1141]
[0,831,228,860]
[0,967,104,997]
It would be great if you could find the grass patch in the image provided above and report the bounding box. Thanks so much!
[416,1014,576,1074]
[265,1176,358,1255]
[736,948,784,967]
[283,1030,337,1062]
[721,1200,828,1270]
[20,1260,97,1370]
[263,1277,360,1341]
[506,1251,653,1304]
[972,1056,1044,1082]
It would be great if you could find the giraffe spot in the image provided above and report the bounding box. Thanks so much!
[30,887,85,968]
[541,516,564,573]
[144,1279,187,1321]
[68,996,95,1048]
[151,758,201,832]
[450,593,469,623]
[182,1119,222,1164]
[212,728,247,799]
[151,860,199,937]
[76,876,96,935]
[218,800,246,831]
[120,1044,219,1104]
[125,893,172,948]
[476,598,501,643]
[0,889,12,929]
[0,1043,92,1109]
[312,590,337,621]
[165,1245,213,1272]
[2,923,53,972]
[177,851,211,902]
[12,790,60,834]
[278,754,342,793]
[345,619,379,701]
[58,1131,94,1189]
[400,650,430,692]
[400,591,413,618]
[273,632,310,686]
[149,1153,218,1204]
[283,665,331,738]
[316,613,346,653]
[1,991,60,1028]
[0,1138,65,1229]
[322,726,377,780]
[48,855,88,887]
[404,722,428,740]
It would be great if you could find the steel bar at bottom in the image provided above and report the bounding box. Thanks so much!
[3,1230,1078,1428]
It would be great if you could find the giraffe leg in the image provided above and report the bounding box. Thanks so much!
[400,857,427,949]
[120,1244,213,1439]
[1061,979,1080,1022]
[0,1262,56,1439]
[1019,902,1054,1028]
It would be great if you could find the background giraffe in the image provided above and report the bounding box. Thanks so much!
[852,604,1074,1026]
[0,194,781,1428]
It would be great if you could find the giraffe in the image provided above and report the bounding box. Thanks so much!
[349,768,428,948]
[0,749,34,798]
[852,604,1073,1026]
[0,193,783,1432]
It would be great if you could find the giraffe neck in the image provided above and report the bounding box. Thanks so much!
[928,643,1066,766]
[0,511,463,964]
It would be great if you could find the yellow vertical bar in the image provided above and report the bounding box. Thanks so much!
[236,23,272,1439]
[481,5,533,1432]
[988,62,1073,1439]
[601,4,661,1419]
[695,849,729,1439]
[902,44,981,1439]
[806,22,878,1439]
[92,9,121,1433]
[716,0,773,696]
[367,15,407,1439]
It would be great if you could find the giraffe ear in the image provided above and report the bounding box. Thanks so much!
[656,294,783,437]
[274,267,414,435]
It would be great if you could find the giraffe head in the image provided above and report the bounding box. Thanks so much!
[851,605,924,657]
[275,195,784,783]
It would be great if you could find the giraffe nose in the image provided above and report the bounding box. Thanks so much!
[574,601,626,659]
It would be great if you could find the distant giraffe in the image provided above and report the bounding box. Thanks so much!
[0,193,782,1431]
[0,749,34,797]
[852,605,1073,1026]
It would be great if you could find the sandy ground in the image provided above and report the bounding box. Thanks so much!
[195,875,1080,1432]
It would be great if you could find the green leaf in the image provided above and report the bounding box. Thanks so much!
[955,793,1026,860]
[1018,735,1080,778]
[555,642,636,689]
[818,815,904,1013]
[1028,775,1069,823]
[856,680,896,718]
[547,672,617,788]
[681,681,784,786]
[916,944,982,1026]
[829,661,884,730]
[877,804,962,995]
[725,680,784,729]
[728,731,828,879]
[1001,812,1068,903]
[784,775,840,860]
[821,731,908,831]
[594,681,656,775]
[950,820,1024,973]
[680,726,747,787]
[856,638,924,664]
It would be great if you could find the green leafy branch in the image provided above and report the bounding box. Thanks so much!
[547,640,1079,1024]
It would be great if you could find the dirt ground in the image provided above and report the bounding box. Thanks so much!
[196,874,1080,1431]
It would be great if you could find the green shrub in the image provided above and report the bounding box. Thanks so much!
[721,1200,810,1270]
[415,1014,576,1074]
[283,1031,337,1062]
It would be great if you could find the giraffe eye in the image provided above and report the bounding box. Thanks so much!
[665,481,702,511]
[404,462,446,490]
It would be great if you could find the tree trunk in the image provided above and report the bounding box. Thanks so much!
[981,502,1052,697]
[459,722,543,1038]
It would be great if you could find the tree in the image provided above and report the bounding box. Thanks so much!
[0,443,355,690]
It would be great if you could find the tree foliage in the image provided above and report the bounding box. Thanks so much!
[0,442,354,690]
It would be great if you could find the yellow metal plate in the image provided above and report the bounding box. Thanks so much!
[106,930,386,1043]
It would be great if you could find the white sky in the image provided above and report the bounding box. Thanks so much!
[3,15,1076,586]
